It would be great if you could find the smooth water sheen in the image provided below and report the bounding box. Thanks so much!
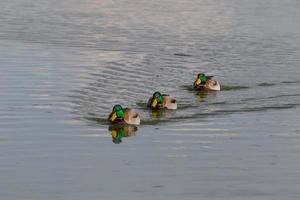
[1,0,300,199]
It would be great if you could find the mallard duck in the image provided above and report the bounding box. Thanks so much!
[108,105,140,125]
[194,73,221,91]
[147,91,177,110]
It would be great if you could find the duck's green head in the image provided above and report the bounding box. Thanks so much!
[151,91,163,108]
[194,73,207,87]
[110,104,125,122]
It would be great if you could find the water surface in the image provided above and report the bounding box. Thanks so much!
[1,0,300,199]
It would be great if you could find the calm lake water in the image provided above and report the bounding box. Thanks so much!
[1,0,300,199]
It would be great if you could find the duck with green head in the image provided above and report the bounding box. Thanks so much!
[194,73,221,91]
[108,104,140,125]
[147,91,177,110]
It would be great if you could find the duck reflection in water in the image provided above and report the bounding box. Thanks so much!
[150,109,176,122]
[196,90,217,102]
[109,124,138,144]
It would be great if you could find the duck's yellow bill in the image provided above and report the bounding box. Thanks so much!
[151,99,158,108]
[196,78,201,85]
[110,112,117,122]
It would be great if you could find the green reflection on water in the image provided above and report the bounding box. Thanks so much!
[108,124,138,144]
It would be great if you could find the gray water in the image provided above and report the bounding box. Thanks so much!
[1,0,300,199]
